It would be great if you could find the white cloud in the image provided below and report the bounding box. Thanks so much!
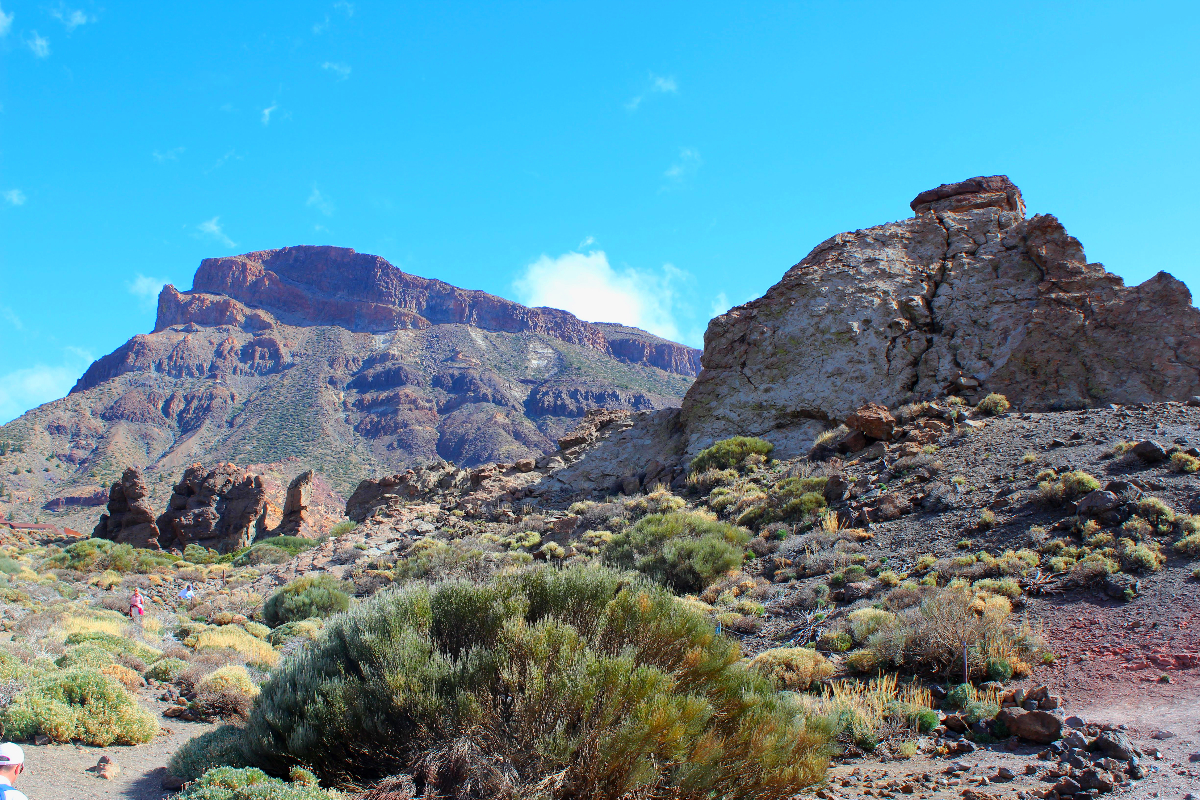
[1,307,22,330]
[3,189,25,205]
[578,235,596,248]
[626,72,678,111]
[51,6,90,31]
[205,149,240,173]
[663,147,702,185]
[261,103,277,125]
[126,274,168,310]
[0,348,94,425]
[152,146,184,163]
[197,216,236,248]
[334,1,354,16]
[513,250,688,343]
[306,186,335,216]
[26,30,49,58]
[312,15,330,34]
[0,4,13,37]
[321,61,351,80]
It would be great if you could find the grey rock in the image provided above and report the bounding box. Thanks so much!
[1132,440,1168,463]
[1077,490,1120,515]
[1095,730,1139,761]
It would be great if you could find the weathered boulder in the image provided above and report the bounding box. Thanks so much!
[996,707,1063,744]
[1094,730,1140,761]
[1132,440,1168,463]
[680,176,1200,456]
[155,463,271,553]
[1077,490,1121,515]
[346,461,472,522]
[93,468,161,549]
[846,403,896,441]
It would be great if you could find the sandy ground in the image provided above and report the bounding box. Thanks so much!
[17,692,217,800]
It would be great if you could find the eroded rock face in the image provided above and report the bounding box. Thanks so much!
[272,470,344,539]
[682,175,1200,456]
[156,463,270,552]
[93,468,161,549]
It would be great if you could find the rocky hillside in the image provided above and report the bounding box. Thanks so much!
[0,247,698,529]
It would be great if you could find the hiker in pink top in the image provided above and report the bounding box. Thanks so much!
[129,588,145,619]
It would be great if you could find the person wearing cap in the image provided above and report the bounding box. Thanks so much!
[0,742,29,800]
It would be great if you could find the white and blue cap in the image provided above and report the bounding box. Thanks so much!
[0,743,24,766]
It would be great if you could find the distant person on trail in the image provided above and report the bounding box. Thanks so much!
[129,588,145,620]
[0,742,29,800]
[178,583,195,601]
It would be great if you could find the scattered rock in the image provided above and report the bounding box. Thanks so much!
[846,403,896,441]
[1132,440,1168,463]
[996,707,1063,744]
[87,755,120,780]
[1077,490,1120,515]
[1094,730,1139,761]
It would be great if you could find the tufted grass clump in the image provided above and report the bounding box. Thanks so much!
[1170,451,1200,473]
[195,626,278,667]
[604,509,749,593]
[65,631,162,664]
[236,565,832,796]
[169,726,253,782]
[263,574,351,628]
[1118,538,1165,573]
[1,668,158,745]
[689,436,775,473]
[975,393,1010,416]
[1137,497,1175,531]
[749,647,834,691]
[792,674,935,752]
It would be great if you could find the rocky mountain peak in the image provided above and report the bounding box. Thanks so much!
[909,174,1026,216]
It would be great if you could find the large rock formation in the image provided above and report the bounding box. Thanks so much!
[271,470,344,539]
[156,463,272,553]
[682,175,1200,456]
[92,468,161,549]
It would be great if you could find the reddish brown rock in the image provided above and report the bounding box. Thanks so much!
[44,486,108,511]
[846,403,896,441]
[156,463,271,552]
[93,468,162,549]
[910,174,1025,216]
[271,470,343,539]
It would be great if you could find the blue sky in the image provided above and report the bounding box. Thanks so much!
[1,1,1198,423]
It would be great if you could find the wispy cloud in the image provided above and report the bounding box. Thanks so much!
[306,186,335,216]
[50,6,91,31]
[663,147,702,187]
[197,216,236,248]
[152,146,185,163]
[261,103,278,125]
[334,1,354,16]
[0,4,13,37]
[513,250,690,344]
[313,16,330,34]
[578,235,596,248]
[126,275,168,310]
[1,307,22,330]
[205,149,240,173]
[322,61,351,80]
[3,189,25,206]
[26,30,49,58]
[0,347,94,425]
[626,72,678,111]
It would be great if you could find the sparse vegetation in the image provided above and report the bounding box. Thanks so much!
[689,436,774,473]
[749,647,834,691]
[604,510,749,593]
[1170,451,1200,473]
[262,574,351,628]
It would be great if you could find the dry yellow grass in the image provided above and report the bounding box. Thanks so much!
[194,625,278,666]
[198,665,260,697]
[59,608,128,638]
[102,663,146,691]
[749,647,834,690]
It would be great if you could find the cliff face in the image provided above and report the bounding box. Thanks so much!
[681,176,1200,456]
[0,247,697,527]
[164,246,700,376]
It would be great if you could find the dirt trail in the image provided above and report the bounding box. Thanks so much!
[17,694,215,800]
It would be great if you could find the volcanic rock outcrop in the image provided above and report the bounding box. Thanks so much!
[681,175,1200,456]
[92,468,161,549]
[155,463,272,553]
[272,470,343,539]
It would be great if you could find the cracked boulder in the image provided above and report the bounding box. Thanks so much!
[156,462,272,553]
[681,175,1200,457]
[93,467,162,549]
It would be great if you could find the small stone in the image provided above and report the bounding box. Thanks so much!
[995,767,1016,781]
[33,734,50,746]
[1150,730,1174,740]
[1095,730,1139,762]
[514,458,536,473]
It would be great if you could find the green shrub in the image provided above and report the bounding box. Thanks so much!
[604,510,749,593]
[54,644,113,669]
[46,538,179,573]
[146,657,189,683]
[817,631,853,653]
[177,767,332,799]
[1175,532,1200,557]
[975,394,1010,416]
[944,683,972,710]
[1137,497,1175,531]
[169,725,253,782]
[244,566,831,795]
[689,437,774,473]
[262,575,351,628]
[266,619,324,648]
[985,657,1014,682]
[1060,471,1101,500]
[233,537,320,567]
[64,632,162,664]
[1,668,158,745]
[327,520,357,538]
[1118,538,1165,572]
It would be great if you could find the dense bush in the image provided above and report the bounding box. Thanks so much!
[146,657,189,683]
[1,668,158,745]
[175,766,334,799]
[262,575,351,628]
[974,393,1010,416]
[237,566,831,796]
[232,536,320,567]
[170,726,253,782]
[689,436,774,473]
[46,539,178,573]
[64,631,162,664]
[749,648,833,691]
[603,510,749,593]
